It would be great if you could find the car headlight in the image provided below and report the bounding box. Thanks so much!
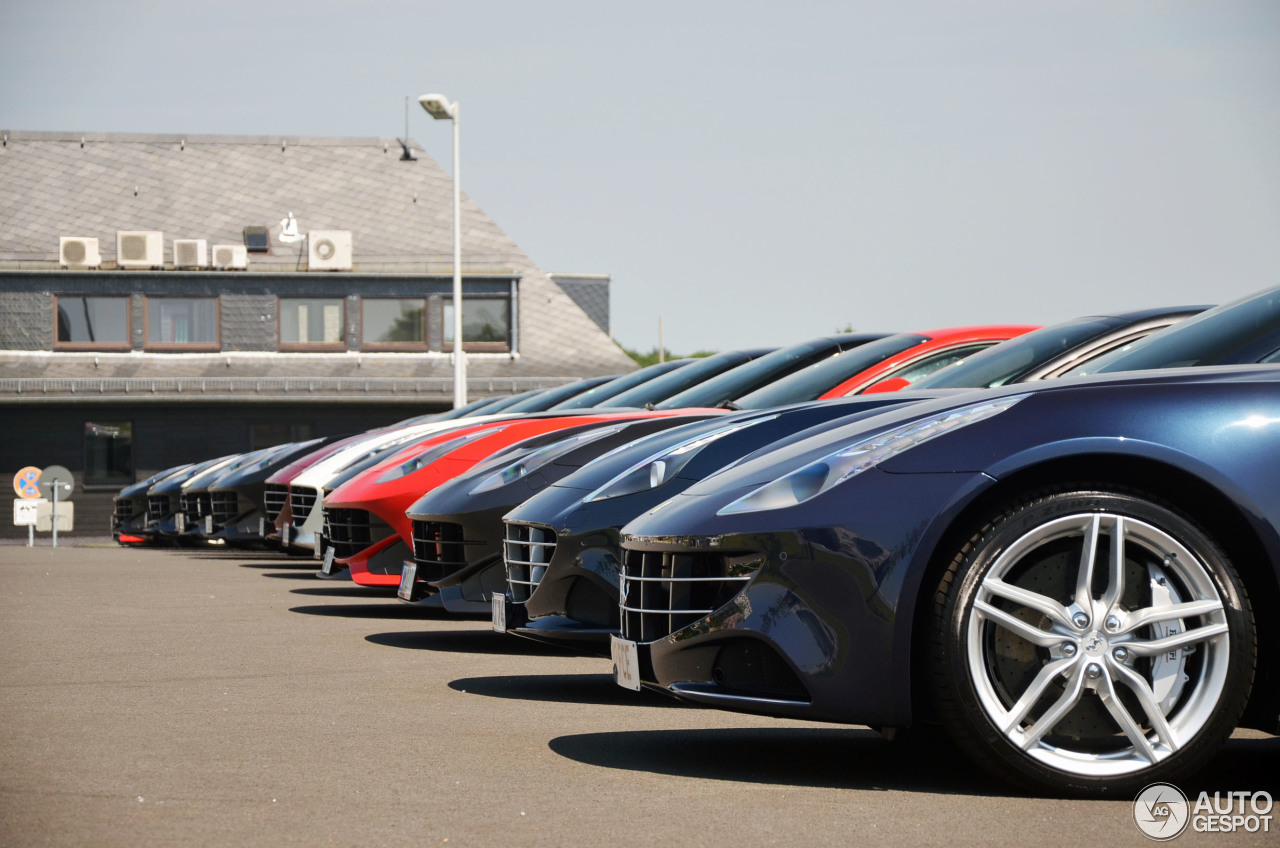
[376,427,507,484]
[717,395,1027,515]
[583,415,779,502]
[468,426,625,495]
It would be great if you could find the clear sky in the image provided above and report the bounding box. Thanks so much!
[3,1,1278,354]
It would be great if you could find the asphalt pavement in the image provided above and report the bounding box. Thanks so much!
[1,542,1275,847]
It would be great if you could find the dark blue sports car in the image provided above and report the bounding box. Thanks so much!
[615,365,1280,796]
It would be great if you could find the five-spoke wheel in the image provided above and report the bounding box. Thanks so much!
[933,489,1255,796]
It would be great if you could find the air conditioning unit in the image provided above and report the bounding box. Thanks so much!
[116,230,164,269]
[308,230,353,271]
[173,238,208,269]
[59,237,101,268]
[211,244,248,270]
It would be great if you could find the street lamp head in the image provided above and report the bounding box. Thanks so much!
[418,93,457,121]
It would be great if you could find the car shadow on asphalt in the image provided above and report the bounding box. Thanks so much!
[239,561,322,570]
[365,629,578,655]
[290,585,399,598]
[288,603,438,620]
[448,673,683,709]
[259,571,330,580]
[548,729,1280,797]
[1181,734,1280,794]
[547,726,1012,795]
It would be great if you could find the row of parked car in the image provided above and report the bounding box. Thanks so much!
[114,286,1280,796]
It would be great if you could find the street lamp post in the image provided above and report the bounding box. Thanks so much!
[418,92,467,408]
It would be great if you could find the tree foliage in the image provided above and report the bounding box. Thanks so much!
[622,346,717,368]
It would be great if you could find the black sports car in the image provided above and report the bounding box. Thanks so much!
[112,463,193,544]
[204,437,339,547]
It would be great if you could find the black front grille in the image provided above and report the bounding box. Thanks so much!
[565,577,618,629]
[620,550,757,643]
[290,487,318,524]
[264,484,288,523]
[210,492,239,525]
[148,494,174,520]
[411,520,473,582]
[114,499,135,522]
[503,522,557,603]
[325,508,394,559]
[712,640,809,701]
[181,492,213,519]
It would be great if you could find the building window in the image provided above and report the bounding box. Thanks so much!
[146,297,219,350]
[280,298,345,349]
[55,296,131,350]
[84,421,133,489]
[362,298,426,349]
[443,296,511,352]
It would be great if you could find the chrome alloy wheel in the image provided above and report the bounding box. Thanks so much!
[966,512,1231,778]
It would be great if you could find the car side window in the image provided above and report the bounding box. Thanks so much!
[869,344,996,389]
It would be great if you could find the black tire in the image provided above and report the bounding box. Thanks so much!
[930,487,1256,797]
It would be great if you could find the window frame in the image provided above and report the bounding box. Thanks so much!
[440,294,513,353]
[277,297,348,352]
[143,296,221,352]
[82,419,135,491]
[53,295,133,351]
[360,297,430,351]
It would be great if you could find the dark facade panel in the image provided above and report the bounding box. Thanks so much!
[0,291,53,350]
[223,294,277,351]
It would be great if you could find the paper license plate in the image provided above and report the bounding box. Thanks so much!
[204,514,213,534]
[491,594,507,633]
[611,635,641,691]
[321,547,336,575]
[175,512,185,533]
[258,517,265,537]
[281,524,290,546]
[397,561,418,601]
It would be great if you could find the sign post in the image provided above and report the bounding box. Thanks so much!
[38,466,74,548]
[13,466,42,547]
[13,498,43,546]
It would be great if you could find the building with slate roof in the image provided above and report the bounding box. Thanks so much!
[0,130,634,537]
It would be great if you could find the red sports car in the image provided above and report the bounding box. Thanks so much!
[817,325,1038,398]
[729,326,1039,410]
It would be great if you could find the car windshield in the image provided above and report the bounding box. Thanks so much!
[550,359,693,409]
[911,318,1121,389]
[1066,287,1280,376]
[428,396,507,420]
[596,349,770,408]
[503,377,615,412]
[654,337,865,409]
[734,334,927,409]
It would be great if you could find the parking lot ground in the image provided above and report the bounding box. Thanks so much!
[1,542,1276,847]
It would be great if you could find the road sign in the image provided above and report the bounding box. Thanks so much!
[13,467,42,499]
[36,501,74,532]
[39,465,74,502]
[13,498,43,526]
